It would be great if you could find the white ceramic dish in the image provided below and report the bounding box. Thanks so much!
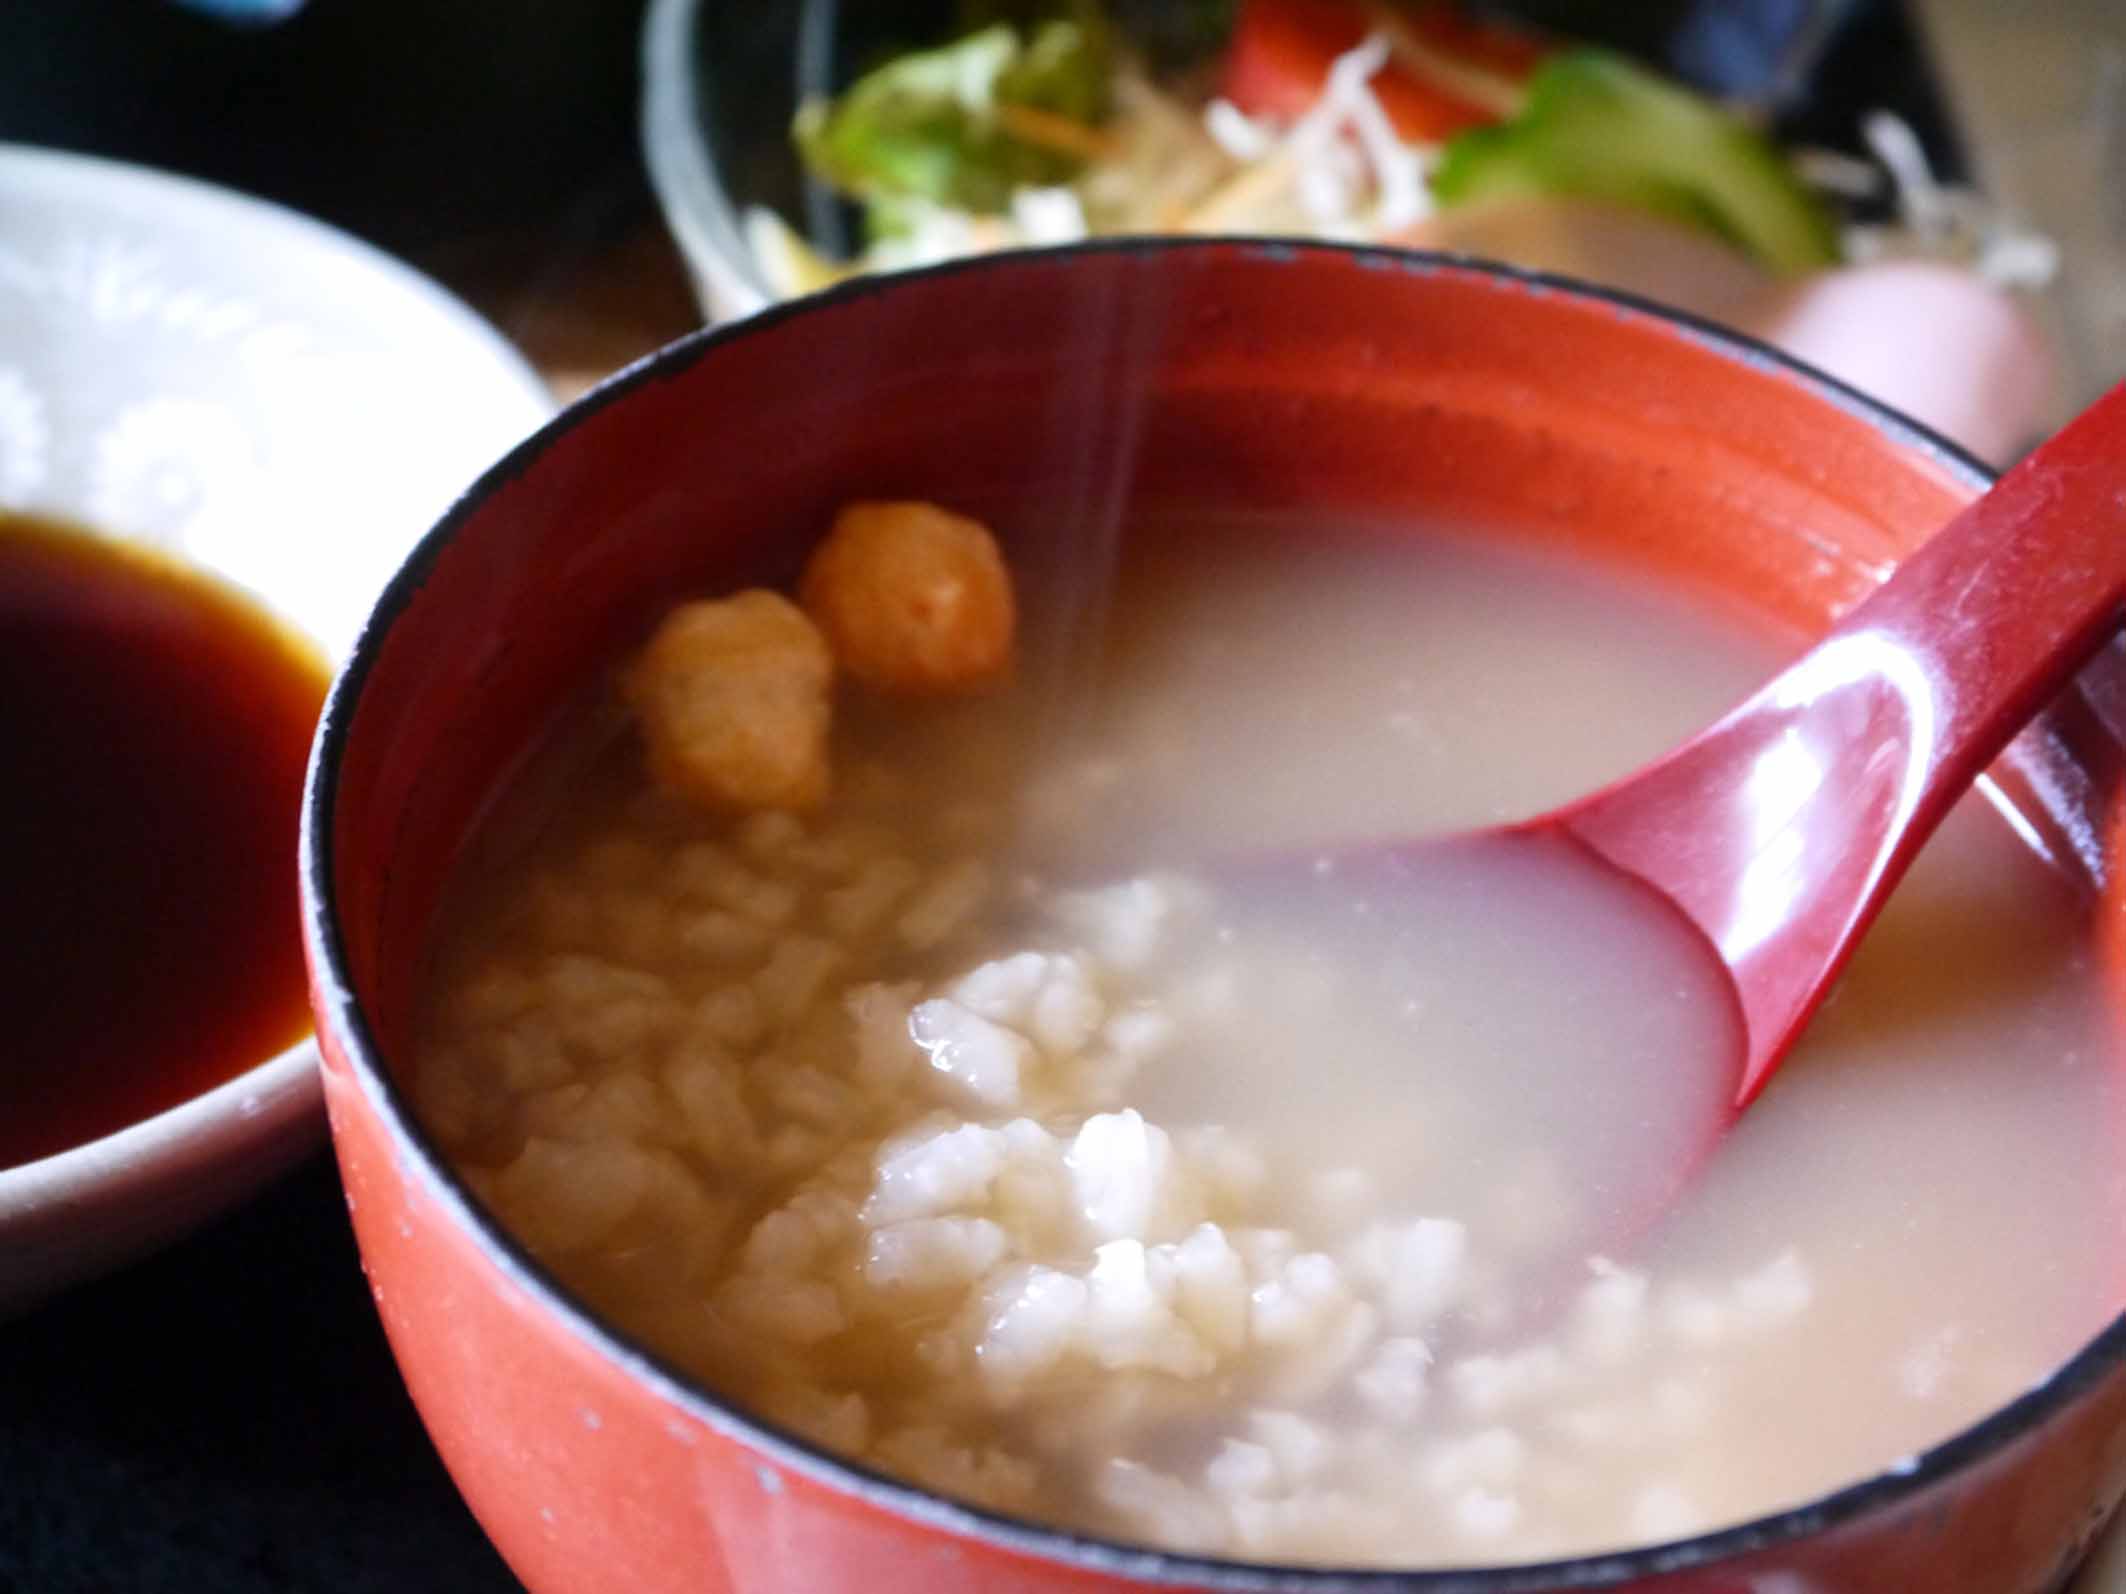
[0,143,556,1314]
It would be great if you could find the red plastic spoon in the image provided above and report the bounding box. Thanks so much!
[1238,381,2126,1245]
[1541,379,2126,1111]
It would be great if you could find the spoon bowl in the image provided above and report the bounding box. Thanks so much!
[1550,377,2126,1103]
[1243,378,2126,1244]
[1220,827,1745,1260]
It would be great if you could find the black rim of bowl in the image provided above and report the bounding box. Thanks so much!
[302,237,2124,1592]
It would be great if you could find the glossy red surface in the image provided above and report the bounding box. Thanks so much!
[1538,380,2126,1105]
[302,242,2126,1593]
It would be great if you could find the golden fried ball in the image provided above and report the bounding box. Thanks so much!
[800,500,1016,696]
[620,589,834,813]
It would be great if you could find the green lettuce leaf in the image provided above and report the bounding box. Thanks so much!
[795,16,1112,217]
[1432,50,1841,273]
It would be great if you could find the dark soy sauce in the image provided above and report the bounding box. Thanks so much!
[1,514,327,1169]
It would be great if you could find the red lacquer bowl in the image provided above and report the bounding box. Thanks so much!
[301,241,2126,1594]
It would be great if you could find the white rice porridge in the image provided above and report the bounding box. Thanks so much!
[411,519,2125,1566]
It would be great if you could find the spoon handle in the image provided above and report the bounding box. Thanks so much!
[1852,384,2126,806]
[1558,380,2126,1103]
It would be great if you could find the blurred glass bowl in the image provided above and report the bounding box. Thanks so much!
[0,143,555,1314]
[641,0,1959,320]
[640,0,798,321]
[645,0,1132,321]
[640,0,2067,462]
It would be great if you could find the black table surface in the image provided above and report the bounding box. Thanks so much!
[1,1152,525,1594]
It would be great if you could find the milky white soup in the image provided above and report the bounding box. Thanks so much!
[411,517,2125,1566]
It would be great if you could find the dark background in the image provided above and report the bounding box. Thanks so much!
[0,1154,526,1592]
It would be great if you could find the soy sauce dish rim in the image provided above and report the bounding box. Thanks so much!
[302,237,2123,1589]
[0,1040,320,1199]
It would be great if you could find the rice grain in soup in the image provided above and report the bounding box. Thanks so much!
[409,514,2126,1566]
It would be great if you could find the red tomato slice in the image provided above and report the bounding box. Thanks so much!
[1399,2,1550,81]
[1222,0,1542,143]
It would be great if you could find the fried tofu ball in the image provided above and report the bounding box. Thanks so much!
[621,590,834,813]
[800,501,1016,696]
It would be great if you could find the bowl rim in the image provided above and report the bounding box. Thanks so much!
[639,0,774,320]
[0,138,556,1305]
[303,236,2126,1590]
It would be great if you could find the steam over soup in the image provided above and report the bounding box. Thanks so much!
[411,511,2125,1566]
